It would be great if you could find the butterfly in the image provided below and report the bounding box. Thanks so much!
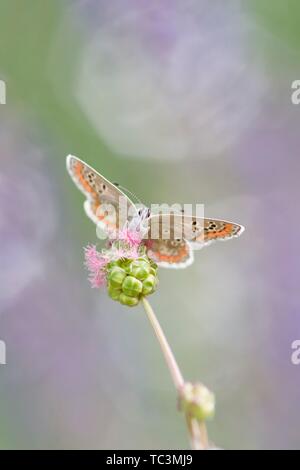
[66,155,244,268]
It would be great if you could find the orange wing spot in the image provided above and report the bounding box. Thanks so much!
[74,161,97,197]
[205,223,234,240]
[155,245,189,264]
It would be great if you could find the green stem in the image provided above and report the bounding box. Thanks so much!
[141,297,209,450]
[142,297,184,390]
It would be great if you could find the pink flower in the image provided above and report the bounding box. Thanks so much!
[84,228,145,289]
[84,245,108,288]
[117,227,143,248]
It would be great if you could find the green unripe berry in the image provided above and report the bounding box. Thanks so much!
[118,258,132,273]
[119,292,139,307]
[107,283,121,301]
[108,266,127,287]
[122,276,143,297]
[137,256,149,262]
[106,256,158,306]
[149,267,157,276]
[142,274,157,295]
[107,260,119,269]
[129,259,150,280]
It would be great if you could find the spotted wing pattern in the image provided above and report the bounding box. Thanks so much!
[144,213,244,268]
[66,155,137,232]
[145,238,194,268]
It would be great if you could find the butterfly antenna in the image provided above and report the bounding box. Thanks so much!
[114,183,144,206]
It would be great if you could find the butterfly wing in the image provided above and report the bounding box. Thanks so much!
[144,213,244,268]
[66,155,137,232]
[145,238,194,269]
[144,213,193,268]
[190,217,244,247]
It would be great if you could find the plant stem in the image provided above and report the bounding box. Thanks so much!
[186,415,202,450]
[141,297,209,450]
[186,416,209,450]
[141,296,184,390]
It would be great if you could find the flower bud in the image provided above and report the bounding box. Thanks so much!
[119,292,139,307]
[142,274,158,295]
[107,283,121,301]
[108,266,127,287]
[180,382,215,421]
[118,258,132,273]
[129,259,150,280]
[149,267,157,276]
[122,275,143,297]
[106,257,159,307]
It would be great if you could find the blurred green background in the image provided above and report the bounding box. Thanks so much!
[0,0,300,449]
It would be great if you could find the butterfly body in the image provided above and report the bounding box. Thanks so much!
[66,155,244,268]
